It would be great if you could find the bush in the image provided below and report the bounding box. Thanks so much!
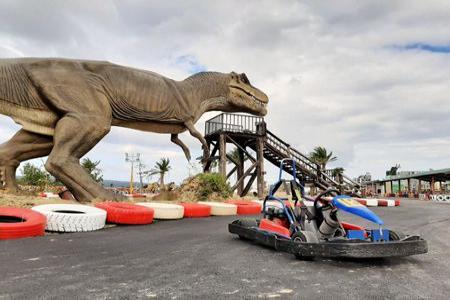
[196,173,232,200]
[19,163,52,187]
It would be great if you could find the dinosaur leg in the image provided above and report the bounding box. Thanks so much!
[44,114,121,202]
[0,129,53,193]
[185,121,210,162]
[171,134,191,161]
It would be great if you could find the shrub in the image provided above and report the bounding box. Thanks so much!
[196,173,232,200]
[19,163,53,187]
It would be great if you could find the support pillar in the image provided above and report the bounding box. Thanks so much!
[236,147,244,195]
[398,180,401,194]
[219,134,226,178]
[256,136,265,199]
[431,177,435,193]
[418,179,422,193]
[383,182,387,195]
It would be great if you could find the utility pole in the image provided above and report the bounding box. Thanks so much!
[137,160,145,192]
[125,153,140,194]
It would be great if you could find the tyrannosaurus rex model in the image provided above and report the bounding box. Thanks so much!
[0,58,268,202]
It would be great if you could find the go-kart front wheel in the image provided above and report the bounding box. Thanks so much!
[389,230,406,241]
[292,231,319,259]
[237,218,258,240]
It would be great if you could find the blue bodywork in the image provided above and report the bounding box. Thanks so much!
[332,195,384,225]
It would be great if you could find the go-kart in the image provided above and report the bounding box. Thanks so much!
[228,159,428,259]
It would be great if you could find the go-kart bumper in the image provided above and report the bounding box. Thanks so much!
[229,220,428,258]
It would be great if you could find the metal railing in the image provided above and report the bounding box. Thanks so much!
[205,113,265,136]
[265,130,341,188]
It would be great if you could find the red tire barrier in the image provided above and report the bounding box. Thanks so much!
[395,200,401,206]
[0,207,46,240]
[226,200,261,215]
[95,202,154,225]
[377,200,388,207]
[179,203,211,218]
[357,199,367,205]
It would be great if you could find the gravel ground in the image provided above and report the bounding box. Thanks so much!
[0,200,449,299]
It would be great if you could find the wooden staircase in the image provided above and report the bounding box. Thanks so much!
[204,113,360,196]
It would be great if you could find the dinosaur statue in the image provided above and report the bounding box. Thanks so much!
[0,58,268,202]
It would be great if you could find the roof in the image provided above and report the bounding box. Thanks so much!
[372,168,450,183]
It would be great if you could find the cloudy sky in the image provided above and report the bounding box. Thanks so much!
[1,0,449,185]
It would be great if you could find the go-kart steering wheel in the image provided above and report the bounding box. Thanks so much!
[314,188,339,210]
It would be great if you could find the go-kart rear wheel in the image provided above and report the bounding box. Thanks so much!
[389,230,406,241]
[237,218,258,240]
[292,231,318,260]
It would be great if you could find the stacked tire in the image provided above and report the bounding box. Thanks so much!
[95,202,154,225]
[136,202,184,220]
[32,204,107,232]
[0,207,46,240]
[198,201,237,216]
[179,203,211,218]
[226,200,261,215]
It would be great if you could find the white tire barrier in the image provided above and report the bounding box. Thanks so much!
[136,202,184,219]
[386,200,396,207]
[31,204,106,232]
[198,201,237,216]
[365,199,378,207]
[431,194,450,202]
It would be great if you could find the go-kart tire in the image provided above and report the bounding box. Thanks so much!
[136,202,184,220]
[389,230,406,241]
[198,201,237,216]
[237,218,258,240]
[292,231,319,259]
[0,207,46,240]
[32,204,107,232]
[179,203,211,218]
[94,202,154,225]
[226,200,261,215]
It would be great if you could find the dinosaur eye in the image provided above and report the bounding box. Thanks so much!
[240,73,250,84]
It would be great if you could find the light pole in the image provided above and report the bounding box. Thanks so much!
[125,153,140,194]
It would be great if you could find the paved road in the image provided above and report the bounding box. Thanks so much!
[1,200,449,299]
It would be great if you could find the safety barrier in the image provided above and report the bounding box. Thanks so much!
[431,194,450,202]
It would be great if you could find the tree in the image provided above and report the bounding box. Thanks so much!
[332,167,345,184]
[81,158,103,183]
[227,148,247,165]
[309,146,337,170]
[20,162,52,187]
[150,158,171,190]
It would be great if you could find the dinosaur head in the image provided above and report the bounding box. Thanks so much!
[227,72,269,116]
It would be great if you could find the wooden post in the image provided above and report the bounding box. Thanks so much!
[219,134,226,178]
[256,136,265,199]
[237,147,244,195]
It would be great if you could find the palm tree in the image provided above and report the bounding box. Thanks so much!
[81,158,103,183]
[150,158,171,190]
[309,146,337,170]
[227,148,247,165]
[332,167,345,184]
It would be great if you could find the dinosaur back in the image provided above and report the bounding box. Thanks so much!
[0,59,47,109]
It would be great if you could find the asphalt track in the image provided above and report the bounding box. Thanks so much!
[1,200,449,299]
